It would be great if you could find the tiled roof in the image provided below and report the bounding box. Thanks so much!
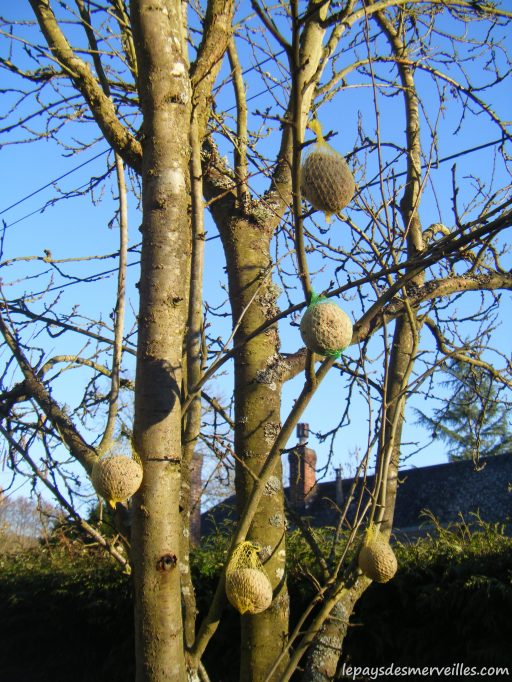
[202,453,512,536]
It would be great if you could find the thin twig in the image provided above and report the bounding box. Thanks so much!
[0,423,129,570]
[189,356,336,666]
[98,152,128,454]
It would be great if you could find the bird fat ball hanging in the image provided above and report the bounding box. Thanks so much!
[358,523,398,583]
[225,542,273,615]
[300,119,355,220]
[300,293,353,357]
[92,453,143,508]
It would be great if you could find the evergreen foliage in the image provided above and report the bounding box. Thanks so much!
[345,515,512,672]
[0,545,133,682]
[415,360,512,461]
[1,517,511,681]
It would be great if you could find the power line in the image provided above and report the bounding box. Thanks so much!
[0,32,504,230]
[5,138,506,299]
[2,136,505,304]
[363,137,505,190]
[3,37,502,226]
[2,136,504,233]
[0,148,109,217]
[8,258,141,303]
[1,170,113,231]
[0,50,287,220]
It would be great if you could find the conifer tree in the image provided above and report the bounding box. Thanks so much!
[416,360,512,462]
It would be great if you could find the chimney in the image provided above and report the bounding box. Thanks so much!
[288,423,317,509]
[189,451,203,546]
[297,422,309,444]
[335,467,343,506]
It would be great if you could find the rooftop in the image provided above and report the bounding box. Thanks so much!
[202,453,512,537]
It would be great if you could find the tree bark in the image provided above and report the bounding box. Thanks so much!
[29,0,142,172]
[216,207,289,681]
[301,578,370,681]
[374,4,424,530]
[129,2,192,680]
[198,4,333,671]
[301,7,424,679]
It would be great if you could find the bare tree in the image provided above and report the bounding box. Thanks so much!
[0,489,57,552]
[0,1,511,681]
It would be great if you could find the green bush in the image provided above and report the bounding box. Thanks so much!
[1,516,510,681]
[0,545,133,682]
[344,516,512,670]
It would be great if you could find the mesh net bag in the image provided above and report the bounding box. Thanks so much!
[225,542,273,615]
[300,119,355,220]
[91,452,143,508]
[300,291,353,358]
[358,523,398,584]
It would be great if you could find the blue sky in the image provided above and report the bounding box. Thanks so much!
[0,2,511,506]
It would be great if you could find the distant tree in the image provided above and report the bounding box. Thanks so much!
[416,360,512,463]
[0,491,56,553]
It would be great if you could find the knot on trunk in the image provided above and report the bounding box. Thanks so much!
[157,553,178,572]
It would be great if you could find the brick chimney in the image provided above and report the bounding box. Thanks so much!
[288,423,317,509]
[189,451,203,546]
[335,466,343,506]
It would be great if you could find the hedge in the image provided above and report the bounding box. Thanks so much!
[0,516,510,681]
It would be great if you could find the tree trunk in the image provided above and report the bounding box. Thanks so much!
[220,214,289,682]
[180,115,206,651]
[301,7,424,679]
[130,2,192,680]
[301,578,370,681]
[198,5,332,672]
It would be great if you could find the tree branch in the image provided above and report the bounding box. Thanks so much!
[190,357,335,666]
[324,0,512,29]
[28,0,142,172]
[227,38,249,208]
[0,307,96,472]
[0,423,128,569]
[423,317,512,389]
[190,0,235,138]
[98,152,128,454]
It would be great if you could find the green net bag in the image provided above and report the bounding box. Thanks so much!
[300,291,353,358]
[358,523,398,583]
[300,119,355,220]
[91,452,143,508]
[225,542,273,615]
